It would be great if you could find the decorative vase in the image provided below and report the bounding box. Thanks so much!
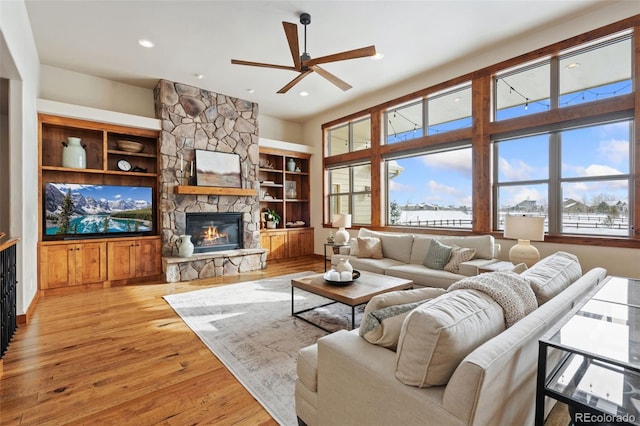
[177,235,194,257]
[61,137,87,169]
[335,258,353,274]
[287,158,296,172]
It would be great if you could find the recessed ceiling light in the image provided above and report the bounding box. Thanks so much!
[138,39,155,48]
[194,74,204,79]
[299,91,309,97]
[246,88,255,93]
[371,53,384,61]
[565,62,580,69]
[453,97,462,102]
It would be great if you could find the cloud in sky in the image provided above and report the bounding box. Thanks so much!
[599,138,628,165]
[389,180,414,192]
[421,149,472,177]
[499,157,537,181]
[573,164,623,177]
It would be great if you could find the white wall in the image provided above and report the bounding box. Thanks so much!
[0,0,42,315]
[304,1,640,278]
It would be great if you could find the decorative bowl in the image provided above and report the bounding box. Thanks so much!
[116,140,144,153]
[323,270,360,286]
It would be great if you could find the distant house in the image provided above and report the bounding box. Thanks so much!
[508,199,538,212]
[563,198,588,213]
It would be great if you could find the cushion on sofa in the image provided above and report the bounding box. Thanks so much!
[360,287,446,350]
[357,237,383,259]
[423,239,453,270]
[439,235,496,259]
[443,246,476,273]
[409,235,434,264]
[520,251,582,305]
[358,228,414,263]
[395,289,505,387]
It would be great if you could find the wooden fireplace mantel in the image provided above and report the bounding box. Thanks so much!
[175,185,257,196]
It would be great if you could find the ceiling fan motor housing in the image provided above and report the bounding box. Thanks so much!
[300,13,311,25]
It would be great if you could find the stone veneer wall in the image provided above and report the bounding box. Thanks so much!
[154,80,265,279]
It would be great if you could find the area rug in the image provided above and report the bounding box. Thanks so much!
[163,271,363,426]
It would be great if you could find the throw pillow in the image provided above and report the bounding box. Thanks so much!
[360,287,446,350]
[395,289,505,388]
[512,263,528,274]
[357,237,383,259]
[443,246,476,273]
[520,251,582,305]
[423,239,453,270]
[348,237,359,256]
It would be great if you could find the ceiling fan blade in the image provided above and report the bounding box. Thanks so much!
[277,70,313,94]
[310,65,352,91]
[304,45,377,67]
[283,22,301,70]
[231,59,297,72]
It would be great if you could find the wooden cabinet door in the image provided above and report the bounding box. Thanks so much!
[40,244,75,289]
[287,229,314,258]
[76,242,107,284]
[135,238,161,277]
[107,240,137,280]
[269,232,287,260]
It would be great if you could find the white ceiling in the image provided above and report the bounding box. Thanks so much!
[23,0,625,123]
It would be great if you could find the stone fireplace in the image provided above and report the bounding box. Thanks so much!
[186,212,242,253]
[154,80,266,282]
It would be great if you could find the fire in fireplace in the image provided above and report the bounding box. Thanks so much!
[185,212,242,253]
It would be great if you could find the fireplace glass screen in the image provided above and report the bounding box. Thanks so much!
[185,212,242,253]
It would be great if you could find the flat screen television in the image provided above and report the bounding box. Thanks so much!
[44,183,154,239]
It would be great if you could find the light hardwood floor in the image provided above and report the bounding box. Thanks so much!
[0,256,325,425]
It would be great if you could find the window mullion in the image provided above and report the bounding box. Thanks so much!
[548,132,561,235]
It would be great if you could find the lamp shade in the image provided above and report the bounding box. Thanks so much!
[332,214,352,229]
[503,215,545,241]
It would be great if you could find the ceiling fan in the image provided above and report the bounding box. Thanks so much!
[231,12,377,94]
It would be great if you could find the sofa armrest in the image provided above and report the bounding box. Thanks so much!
[459,258,500,276]
[316,330,462,426]
[338,246,351,255]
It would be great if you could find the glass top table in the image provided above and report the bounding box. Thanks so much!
[536,276,640,425]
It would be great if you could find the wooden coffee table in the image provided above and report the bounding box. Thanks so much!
[291,271,413,332]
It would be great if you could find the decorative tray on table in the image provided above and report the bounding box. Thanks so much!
[323,270,361,286]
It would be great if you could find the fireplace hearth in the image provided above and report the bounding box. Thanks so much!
[185,212,242,253]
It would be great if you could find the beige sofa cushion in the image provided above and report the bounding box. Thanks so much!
[358,228,414,263]
[357,237,383,259]
[409,235,434,264]
[360,287,446,350]
[439,235,495,259]
[395,289,505,387]
[521,251,582,304]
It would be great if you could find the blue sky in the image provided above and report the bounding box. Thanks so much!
[388,81,631,210]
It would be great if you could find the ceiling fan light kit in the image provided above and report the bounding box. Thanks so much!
[231,12,376,94]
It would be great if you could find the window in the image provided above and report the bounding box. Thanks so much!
[494,60,551,120]
[328,164,371,225]
[385,84,472,143]
[559,33,632,108]
[327,117,371,155]
[386,145,472,228]
[494,120,632,237]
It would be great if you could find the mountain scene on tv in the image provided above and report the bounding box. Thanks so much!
[45,183,153,236]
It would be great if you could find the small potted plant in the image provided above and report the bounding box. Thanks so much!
[265,208,281,229]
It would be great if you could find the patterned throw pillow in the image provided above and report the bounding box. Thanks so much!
[357,237,383,259]
[444,246,476,273]
[423,239,453,270]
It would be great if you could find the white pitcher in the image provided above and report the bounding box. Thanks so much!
[62,137,87,169]
[177,235,194,257]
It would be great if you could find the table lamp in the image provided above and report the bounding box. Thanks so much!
[503,214,545,267]
[332,214,352,245]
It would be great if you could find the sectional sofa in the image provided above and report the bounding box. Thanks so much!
[297,251,608,425]
[330,228,501,288]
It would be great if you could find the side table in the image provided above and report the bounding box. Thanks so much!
[535,276,640,425]
[323,242,349,271]
[478,260,515,273]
